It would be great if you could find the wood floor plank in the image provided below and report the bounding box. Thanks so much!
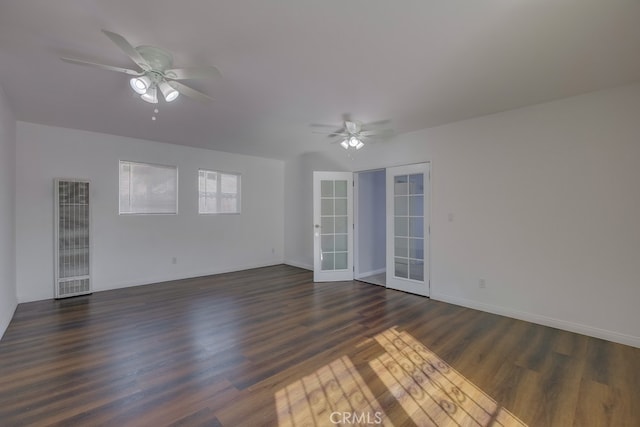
[1,265,639,426]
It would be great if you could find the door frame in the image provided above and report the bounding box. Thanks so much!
[353,168,387,285]
[352,162,431,294]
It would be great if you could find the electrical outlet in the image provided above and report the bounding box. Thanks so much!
[172,257,177,265]
[479,279,486,289]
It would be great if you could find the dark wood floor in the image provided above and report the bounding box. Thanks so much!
[1,265,639,426]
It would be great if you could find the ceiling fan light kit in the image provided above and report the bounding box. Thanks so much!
[129,75,150,94]
[127,48,179,103]
[140,85,158,104]
[159,81,179,102]
[339,137,364,150]
[130,72,177,103]
[341,136,364,150]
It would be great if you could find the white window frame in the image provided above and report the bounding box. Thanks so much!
[198,169,241,214]
[119,160,179,215]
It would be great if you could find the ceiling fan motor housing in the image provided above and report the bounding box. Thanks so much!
[136,46,173,72]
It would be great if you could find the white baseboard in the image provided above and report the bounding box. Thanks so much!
[356,267,386,279]
[284,259,313,271]
[0,301,17,341]
[96,261,286,293]
[18,261,286,303]
[431,292,640,349]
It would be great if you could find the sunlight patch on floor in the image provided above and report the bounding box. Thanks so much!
[370,327,526,426]
[274,326,527,426]
[275,355,390,426]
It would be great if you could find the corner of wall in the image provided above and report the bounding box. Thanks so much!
[0,83,18,340]
[284,259,313,271]
[0,305,17,341]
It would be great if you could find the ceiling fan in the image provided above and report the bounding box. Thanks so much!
[312,119,393,150]
[61,30,220,104]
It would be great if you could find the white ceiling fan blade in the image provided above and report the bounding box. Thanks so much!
[61,57,142,76]
[102,30,150,71]
[361,130,395,140]
[310,124,346,137]
[359,129,393,136]
[310,123,340,128]
[164,66,221,80]
[362,119,392,128]
[359,130,379,136]
[312,131,348,136]
[167,81,214,102]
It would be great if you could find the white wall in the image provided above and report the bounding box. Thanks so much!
[283,151,348,270]
[16,123,284,302]
[0,85,17,339]
[284,83,640,347]
[356,170,386,275]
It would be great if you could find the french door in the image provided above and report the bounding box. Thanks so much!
[385,163,430,296]
[313,172,354,282]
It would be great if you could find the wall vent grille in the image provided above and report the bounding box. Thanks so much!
[54,179,92,299]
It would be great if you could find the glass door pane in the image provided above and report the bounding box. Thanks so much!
[393,173,423,280]
[320,179,349,271]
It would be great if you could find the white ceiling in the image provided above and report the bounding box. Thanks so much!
[1,0,640,160]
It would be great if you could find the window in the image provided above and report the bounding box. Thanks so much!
[199,170,241,214]
[119,161,178,214]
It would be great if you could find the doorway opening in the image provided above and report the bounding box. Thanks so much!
[354,169,386,286]
[314,163,430,296]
